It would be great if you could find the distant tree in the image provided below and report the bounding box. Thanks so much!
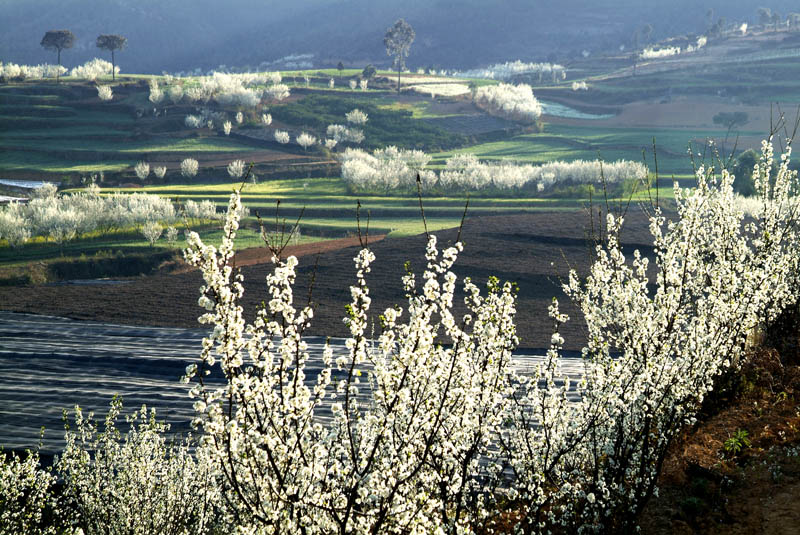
[337,61,344,72]
[758,7,773,28]
[706,8,714,31]
[384,18,415,92]
[362,64,377,80]
[788,13,800,29]
[708,17,726,38]
[96,34,127,81]
[713,111,749,131]
[630,26,643,75]
[296,132,317,151]
[771,11,783,31]
[40,30,75,83]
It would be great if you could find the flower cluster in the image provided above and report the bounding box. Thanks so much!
[409,83,471,97]
[227,159,246,178]
[473,83,542,123]
[181,138,800,533]
[0,448,55,535]
[326,124,364,145]
[345,108,369,125]
[70,58,118,81]
[57,398,221,535]
[183,191,520,533]
[339,146,433,191]
[169,71,288,108]
[641,37,706,59]
[296,132,317,150]
[180,158,199,177]
[96,85,113,101]
[504,137,800,532]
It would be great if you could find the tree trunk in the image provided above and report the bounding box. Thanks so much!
[397,67,401,93]
[111,50,115,81]
[56,49,61,84]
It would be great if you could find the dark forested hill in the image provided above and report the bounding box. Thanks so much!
[0,0,796,73]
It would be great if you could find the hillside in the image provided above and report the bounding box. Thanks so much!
[2,0,797,73]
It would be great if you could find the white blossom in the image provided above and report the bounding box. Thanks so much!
[296,132,317,151]
[181,158,199,178]
[96,85,113,101]
[227,159,246,178]
[134,161,150,180]
[473,83,542,123]
[345,108,368,125]
[274,130,290,144]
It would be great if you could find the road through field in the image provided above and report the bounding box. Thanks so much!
[0,311,585,454]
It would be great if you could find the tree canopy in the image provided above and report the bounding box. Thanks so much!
[96,34,127,80]
[40,29,75,53]
[40,30,75,82]
[383,18,415,91]
[96,34,127,52]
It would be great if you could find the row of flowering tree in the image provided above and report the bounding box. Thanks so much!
[0,183,232,251]
[2,137,799,533]
[0,58,119,82]
[339,147,648,194]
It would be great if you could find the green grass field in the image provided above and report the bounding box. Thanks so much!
[432,123,754,177]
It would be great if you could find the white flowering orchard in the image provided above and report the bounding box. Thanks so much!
[339,148,647,194]
[453,60,566,83]
[176,71,289,109]
[473,83,542,124]
[0,185,183,252]
[2,138,800,534]
[180,137,800,533]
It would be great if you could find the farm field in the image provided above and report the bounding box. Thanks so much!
[1,28,796,297]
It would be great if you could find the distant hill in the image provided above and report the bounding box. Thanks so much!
[0,0,797,73]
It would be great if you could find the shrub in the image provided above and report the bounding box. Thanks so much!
[57,399,221,534]
[0,449,55,535]
[96,85,113,101]
[180,158,199,178]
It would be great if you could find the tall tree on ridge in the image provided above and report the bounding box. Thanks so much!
[40,29,75,83]
[384,18,415,93]
[96,34,127,81]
